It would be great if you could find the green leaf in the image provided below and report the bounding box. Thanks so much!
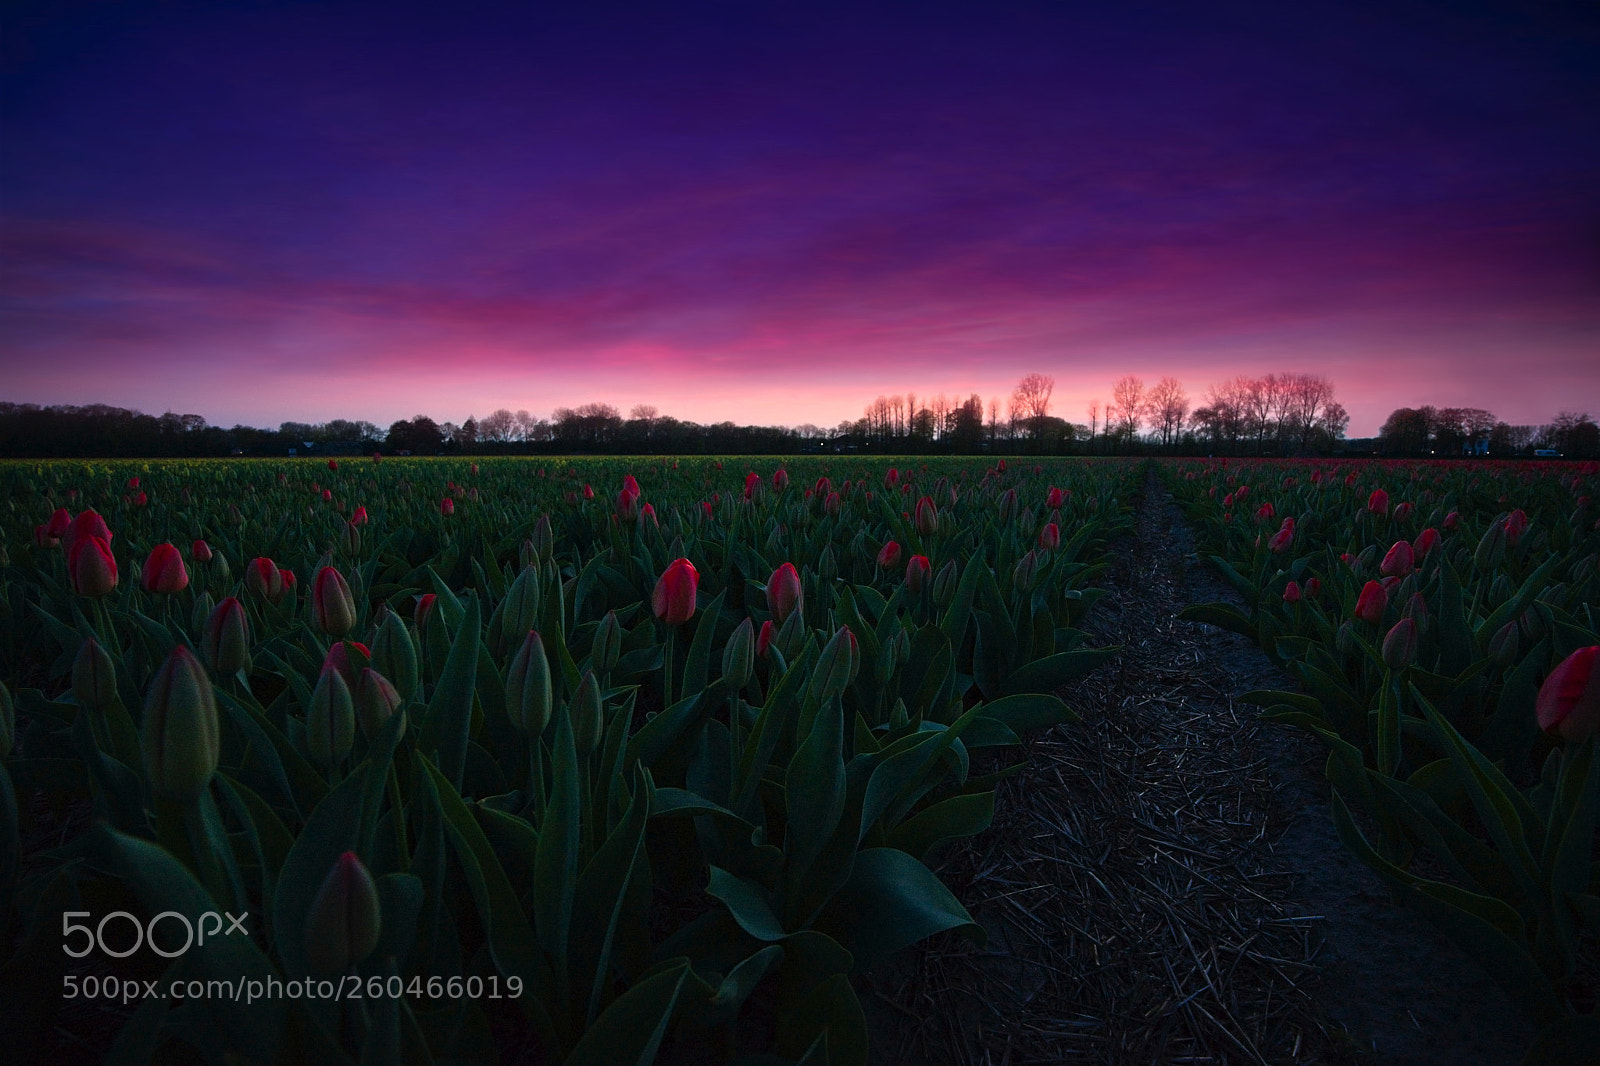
[565,958,690,1066]
[1001,647,1118,696]
[1177,602,1255,638]
[887,792,995,859]
[785,693,845,884]
[573,770,655,1027]
[271,764,372,977]
[818,847,983,972]
[534,701,582,994]
[679,590,727,704]
[418,593,481,791]
[776,973,868,1066]
[707,866,787,942]
[976,692,1078,734]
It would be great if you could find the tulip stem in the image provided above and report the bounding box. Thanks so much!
[664,628,678,707]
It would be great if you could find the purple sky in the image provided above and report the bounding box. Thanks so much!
[2,0,1597,436]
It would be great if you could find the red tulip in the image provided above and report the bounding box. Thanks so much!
[141,543,189,594]
[743,472,762,500]
[440,497,454,516]
[415,592,438,632]
[46,507,72,539]
[249,557,288,604]
[914,496,938,536]
[1304,577,1322,599]
[905,554,931,593]
[350,505,368,526]
[756,619,775,659]
[767,563,802,624]
[582,484,595,500]
[324,640,371,689]
[1255,502,1275,521]
[321,488,333,501]
[701,500,714,519]
[1282,580,1302,603]
[616,487,639,520]
[1382,618,1418,671]
[327,459,338,471]
[1367,488,1389,516]
[1380,540,1414,578]
[824,491,841,515]
[34,523,58,548]
[877,540,902,569]
[1267,527,1293,553]
[1039,522,1061,550]
[313,566,357,637]
[1443,510,1460,531]
[640,502,658,527]
[652,558,699,625]
[622,475,640,497]
[885,467,899,488]
[134,492,147,507]
[1537,647,1600,742]
[191,538,213,562]
[127,476,140,490]
[1354,581,1388,624]
[1413,527,1440,558]
[1503,509,1529,548]
[69,535,118,597]
[772,469,789,490]
[64,509,113,553]
[1046,486,1066,510]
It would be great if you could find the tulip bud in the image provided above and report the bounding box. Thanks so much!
[756,619,775,659]
[812,626,856,703]
[530,514,554,562]
[570,670,604,757]
[1489,620,1519,668]
[307,660,356,768]
[69,535,118,597]
[248,557,285,604]
[72,636,118,710]
[818,544,838,586]
[191,538,213,563]
[305,851,382,975]
[877,541,902,570]
[142,645,220,801]
[767,562,803,625]
[775,607,807,661]
[1474,520,1506,573]
[506,630,553,738]
[914,496,939,536]
[1382,618,1418,671]
[312,566,357,638]
[46,507,72,539]
[1536,646,1600,742]
[1335,621,1358,655]
[998,488,1017,523]
[371,610,419,699]
[901,553,931,594]
[141,542,188,594]
[1503,509,1529,548]
[355,668,404,741]
[501,566,542,651]
[1039,523,1061,551]
[1413,527,1440,560]
[191,588,215,636]
[1353,581,1387,624]
[933,559,959,605]
[1282,581,1302,604]
[341,521,362,556]
[1267,527,1293,554]
[1013,549,1040,592]
[199,597,252,677]
[1379,540,1414,578]
[592,610,622,675]
[63,509,113,553]
[723,617,755,690]
[1367,488,1389,516]
[652,558,699,626]
[1304,577,1322,599]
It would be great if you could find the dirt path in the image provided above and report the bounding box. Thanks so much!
[867,467,1534,1065]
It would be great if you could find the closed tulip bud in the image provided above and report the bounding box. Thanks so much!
[1489,620,1520,668]
[0,680,11,758]
[142,645,220,801]
[1013,549,1040,592]
[1336,621,1358,655]
[501,566,542,649]
[824,491,842,515]
[767,562,803,625]
[201,597,252,677]
[1305,577,1322,599]
[818,544,838,586]
[891,627,911,668]
[312,566,356,637]
[592,610,622,675]
[1354,581,1388,624]
[349,505,368,527]
[572,670,604,756]
[997,488,1017,523]
[934,559,960,605]
[757,618,775,659]
[506,630,553,738]
[813,626,856,703]
[64,509,112,553]
[72,636,118,710]
[1443,510,1460,531]
[70,535,119,597]
[1382,618,1418,671]
[773,468,789,490]
[651,558,699,626]
[46,506,72,539]
[775,607,807,660]
[191,538,213,563]
[723,617,755,690]
[1503,509,1529,548]
[305,851,382,975]
[1046,486,1065,510]
[1536,646,1600,742]
[1340,552,1359,572]
[34,523,58,549]
[914,496,939,536]
[905,554,931,594]
[1039,522,1061,551]
[1474,520,1506,572]
[1283,581,1302,604]
[341,521,362,555]
[371,610,419,699]
[140,543,187,594]
[415,592,438,634]
[1413,527,1440,559]
[1393,501,1414,523]
[885,467,899,488]
[531,513,553,561]
[191,589,215,635]
[355,668,404,741]
[323,640,369,690]
[307,660,355,768]
[877,541,902,570]
[1267,527,1293,554]
[248,557,285,604]
[1367,488,1389,516]
[1380,540,1414,578]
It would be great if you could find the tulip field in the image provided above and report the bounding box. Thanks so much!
[1168,457,1600,1062]
[0,455,1136,1064]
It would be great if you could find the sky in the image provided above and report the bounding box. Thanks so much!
[2,0,1597,437]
